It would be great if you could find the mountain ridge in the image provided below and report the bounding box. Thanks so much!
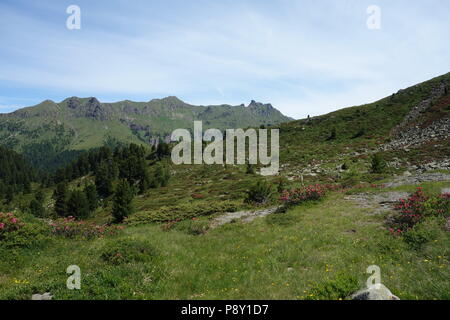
[0,95,293,170]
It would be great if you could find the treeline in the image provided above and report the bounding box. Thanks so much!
[0,146,38,204]
[52,143,170,192]
[43,143,171,221]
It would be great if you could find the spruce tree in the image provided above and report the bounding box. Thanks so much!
[53,182,68,216]
[95,161,114,198]
[84,184,99,212]
[112,179,134,223]
[151,163,170,188]
[156,142,170,159]
[30,198,45,217]
[66,190,90,219]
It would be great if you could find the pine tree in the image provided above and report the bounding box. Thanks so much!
[95,161,114,198]
[66,190,90,219]
[112,179,134,223]
[84,184,99,212]
[53,182,68,216]
[30,199,44,217]
[156,142,170,159]
[35,190,45,203]
[151,163,170,188]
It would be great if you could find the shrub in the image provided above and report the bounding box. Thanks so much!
[340,167,362,187]
[402,218,440,250]
[0,212,49,248]
[101,239,158,265]
[280,184,326,206]
[245,180,273,204]
[276,177,288,193]
[371,153,386,174]
[304,274,359,300]
[391,188,449,235]
[151,163,170,188]
[326,128,337,141]
[393,187,429,230]
[173,219,210,235]
[50,216,124,239]
[125,201,240,225]
[246,162,255,174]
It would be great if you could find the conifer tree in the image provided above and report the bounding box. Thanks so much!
[67,190,90,219]
[84,184,99,212]
[53,182,68,216]
[112,179,134,223]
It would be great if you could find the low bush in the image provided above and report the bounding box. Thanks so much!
[0,212,49,248]
[172,218,210,235]
[280,184,326,206]
[101,239,158,265]
[392,188,449,232]
[340,167,363,188]
[50,216,124,239]
[390,189,449,248]
[304,273,359,300]
[245,180,273,204]
[125,201,240,225]
[402,218,441,250]
[371,153,387,174]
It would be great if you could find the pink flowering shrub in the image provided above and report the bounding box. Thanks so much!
[0,212,49,248]
[0,212,24,237]
[280,184,327,206]
[50,216,124,239]
[391,188,450,235]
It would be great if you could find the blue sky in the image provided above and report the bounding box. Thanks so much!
[0,0,449,118]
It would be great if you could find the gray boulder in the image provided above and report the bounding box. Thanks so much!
[350,284,400,300]
[31,292,53,300]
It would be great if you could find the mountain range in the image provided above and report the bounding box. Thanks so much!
[0,96,293,169]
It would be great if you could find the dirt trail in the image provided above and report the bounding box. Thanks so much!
[210,206,278,228]
[344,192,409,215]
[344,172,450,214]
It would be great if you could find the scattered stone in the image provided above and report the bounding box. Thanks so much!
[344,192,409,214]
[210,206,278,228]
[381,81,450,151]
[350,284,400,300]
[31,292,53,300]
[383,172,450,188]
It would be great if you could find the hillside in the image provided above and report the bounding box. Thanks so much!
[0,96,292,170]
[0,72,449,300]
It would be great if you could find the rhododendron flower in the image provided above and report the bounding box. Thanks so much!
[0,223,5,230]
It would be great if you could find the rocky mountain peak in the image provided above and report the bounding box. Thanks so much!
[248,100,274,109]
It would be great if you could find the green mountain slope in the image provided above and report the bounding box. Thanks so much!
[277,72,450,169]
[0,96,292,169]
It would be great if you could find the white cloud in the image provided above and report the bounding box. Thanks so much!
[0,0,449,118]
